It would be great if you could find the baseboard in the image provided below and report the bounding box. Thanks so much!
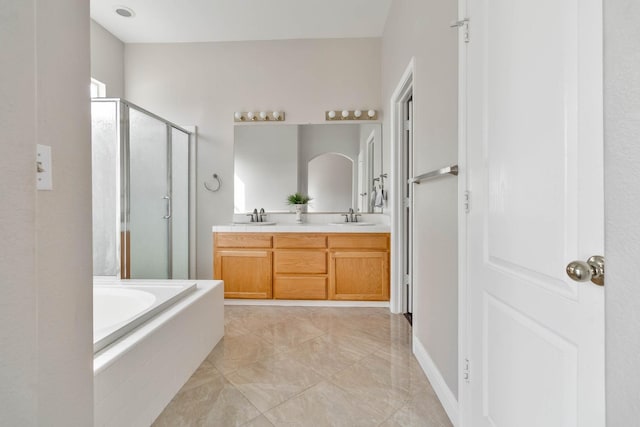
[413,336,459,426]
[224,299,389,308]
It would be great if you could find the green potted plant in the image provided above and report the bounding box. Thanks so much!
[286,193,312,223]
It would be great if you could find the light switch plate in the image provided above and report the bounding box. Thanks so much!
[36,144,52,190]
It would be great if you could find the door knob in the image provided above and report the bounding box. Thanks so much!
[566,255,605,286]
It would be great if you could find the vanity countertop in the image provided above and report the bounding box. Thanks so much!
[211,223,390,233]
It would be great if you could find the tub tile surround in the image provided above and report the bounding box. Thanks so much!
[152,306,451,426]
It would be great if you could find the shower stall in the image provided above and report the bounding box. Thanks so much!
[91,99,193,279]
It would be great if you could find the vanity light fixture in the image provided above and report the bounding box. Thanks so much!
[325,109,378,121]
[234,111,285,122]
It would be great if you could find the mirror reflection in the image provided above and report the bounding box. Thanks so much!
[234,123,382,213]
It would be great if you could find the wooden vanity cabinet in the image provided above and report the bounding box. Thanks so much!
[273,234,328,300]
[328,234,390,301]
[213,232,390,301]
[213,233,273,299]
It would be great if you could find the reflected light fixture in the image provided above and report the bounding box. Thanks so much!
[325,109,378,121]
[234,111,285,122]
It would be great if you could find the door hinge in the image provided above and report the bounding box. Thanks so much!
[404,119,412,131]
[404,274,410,286]
[463,358,470,382]
[450,18,470,43]
[464,190,471,213]
[403,197,411,208]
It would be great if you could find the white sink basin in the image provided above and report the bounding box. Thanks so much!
[232,221,277,226]
[328,222,375,226]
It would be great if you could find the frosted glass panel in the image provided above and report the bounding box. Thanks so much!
[128,108,169,279]
[91,101,119,276]
[171,128,189,279]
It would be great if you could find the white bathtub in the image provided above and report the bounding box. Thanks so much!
[93,279,224,427]
[93,282,196,353]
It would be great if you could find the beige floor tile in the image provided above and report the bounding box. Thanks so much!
[330,356,414,420]
[206,333,279,374]
[242,415,275,426]
[153,369,261,427]
[153,306,451,427]
[263,381,387,427]
[253,318,326,352]
[226,356,324,412]
[379,388,453,427]
[373,348,434,395]
[266,333,366,378]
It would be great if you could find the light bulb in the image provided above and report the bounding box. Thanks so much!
[328,110,336,119]
[272,111,280,120]
[234,112,243,121]
[259,111,267,120]
[342,110,349,118]
[354,110,362,118]
[367,109,376,118]
[247,112,255,120]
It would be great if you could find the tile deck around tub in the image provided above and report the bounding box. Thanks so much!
[152,306,452,427]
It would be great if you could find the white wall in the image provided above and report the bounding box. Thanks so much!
[124,38,381,279]
[604,0,640,423]
[90,19,125,98]
[0,2,38,423]
[0,0,94,425]
[382,0,459,398]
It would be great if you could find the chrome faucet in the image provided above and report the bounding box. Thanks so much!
[247,208,259,222]
[259,208,267,222]
[342,208,361,223]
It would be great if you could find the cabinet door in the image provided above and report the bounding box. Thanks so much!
[329,251,389,301]
[214,250,272,299]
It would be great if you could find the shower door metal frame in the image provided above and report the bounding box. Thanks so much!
[91,98,192,280]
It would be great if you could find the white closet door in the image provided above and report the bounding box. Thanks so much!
[463,0,605,425]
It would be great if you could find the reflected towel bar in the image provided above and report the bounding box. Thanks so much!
[409,165,458,184]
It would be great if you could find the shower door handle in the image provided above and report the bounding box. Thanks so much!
[162,195,172,219]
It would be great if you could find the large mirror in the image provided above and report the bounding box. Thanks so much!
[234,123,383,213]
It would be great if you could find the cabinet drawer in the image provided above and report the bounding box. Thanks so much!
[328,234,389,250]
[274,251,327,274]
[215,233,272,248]
[274,234,327,249]
[274,277,327,300]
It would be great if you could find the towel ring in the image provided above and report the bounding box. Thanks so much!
[204,173,222,192]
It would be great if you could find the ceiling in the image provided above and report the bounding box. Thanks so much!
[90,0,393,43]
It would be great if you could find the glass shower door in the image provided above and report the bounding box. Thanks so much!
[171,128,189,279]
[128,108,170,279]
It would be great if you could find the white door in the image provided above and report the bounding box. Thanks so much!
[463,0,605,426]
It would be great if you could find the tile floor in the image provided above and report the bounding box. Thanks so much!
[153,305,452,427]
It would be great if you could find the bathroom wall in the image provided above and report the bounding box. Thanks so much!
[382,0,459,403]
[0,0,93,425]
[604,0,640,423]
[124,38,382,279]
[90,19,125,98]
[1,1,38,422]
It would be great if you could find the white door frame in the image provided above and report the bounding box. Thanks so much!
[390,57,415,314]
[456,0,470,424]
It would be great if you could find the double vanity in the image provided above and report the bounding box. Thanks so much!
[212,223,390,301]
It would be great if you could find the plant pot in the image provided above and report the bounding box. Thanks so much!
[294,204,306,223]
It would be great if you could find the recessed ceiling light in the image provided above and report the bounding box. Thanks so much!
[114,6,135,18]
